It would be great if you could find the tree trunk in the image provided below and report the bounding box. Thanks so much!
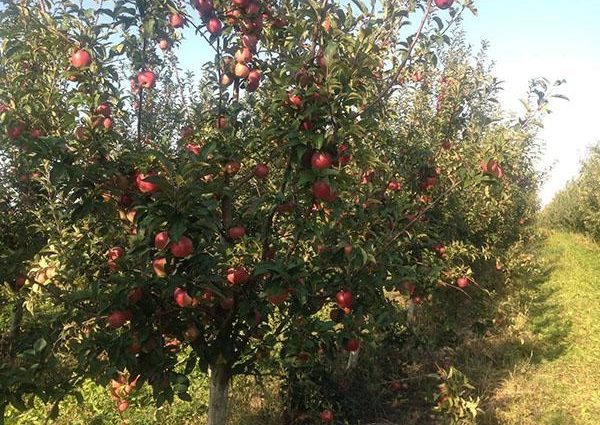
[207,363,231,425]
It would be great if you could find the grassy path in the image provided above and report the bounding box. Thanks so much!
[483,232,600,425]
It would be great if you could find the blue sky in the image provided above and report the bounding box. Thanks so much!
[461,0,600,204]
[174,0,600,205]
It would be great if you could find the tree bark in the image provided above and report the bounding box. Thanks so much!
[207,363,231,425]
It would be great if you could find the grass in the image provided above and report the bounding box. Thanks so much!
[458,231,600,425]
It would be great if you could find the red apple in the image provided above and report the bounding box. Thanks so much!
[170,236,193,258]
[102,117,113,130]
[107,310,132,328]
[7,123,25,140]
[242,34,258,50]
[311,152,333,170]
[206,17,223,34]
[14,274,27,290]
[220,74,233,87]
[247,69,261,83]
[186,143,201,155]
[184,324,200,342]
[169,13,185,28]
[217,116,228,129]
[320,409,334,423]
[345,338,360,352]
[224,161,241,175]
[108,246,125,262]
[456,277,469,288]
[387,180,401,191]
[153,257,167,277]
[254,163,269,178]
[154,231,170,249]
[135,172,159,193]
[228,225,246,240]
[226,266,250,285]
[195,0,214,16]
[96,102,111,117]
[268,290,290,305]
[435,0,454,10]
[288,93,302,107]
[137,70,156,89]
[158,39,169,50]
[71,49,92,69]
[174,287,195,308]
[335,290,353,310]
[234,63,250,78]
[128,287,143,304]
[235,47,253,63]
[312,180,336,202]
[245,1,260,15]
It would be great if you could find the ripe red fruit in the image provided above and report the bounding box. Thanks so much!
[228,225,246,240]
[206,17,223,34]
[433,244,446,255]
[390,381,403,392]
[235,47,253,63]
[335,290,353,310]
[170,236,193,258]
[288,93,302,107]
[254,163,269,178]
[158,39,169,50]
[195,0,214,16]
[245,1,260,15]
[277,201,294,214]
[232,0,250,6]
[224,160,241,175]
[312,180,336,202]
[387,180,401,191]
[234,63,250,78]
[226,266,250,285]
[242,34,258,51]
[435,0,454,9]
[128,287,143,304]
[268,290,290,305]
[153,257,167,277]
[186,143,201,155]
[118,400,129,412]
[301,120,313,131]
[184,324,200,342]
[311,152,333,170]
[15,274,27,290]
[320,409,334,423]
[135,172,159,193]
[70,49,92,69]
[456,277,469,288]
[137,70,156,89]
[217,116,228,129]
[108,247,125,262]
[7,123,25,140]
[174,287,195,308]
[169,13,185,28]
[247,69,261,83]
[102,117,113,130]
[107,310,132,328]
[154,231,170,249]
[420,176,437,191]
[345,338,360,352]
[220,74,233,87]
[96,102,111,117]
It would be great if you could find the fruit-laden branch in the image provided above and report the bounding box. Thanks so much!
[351,0,434,120]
